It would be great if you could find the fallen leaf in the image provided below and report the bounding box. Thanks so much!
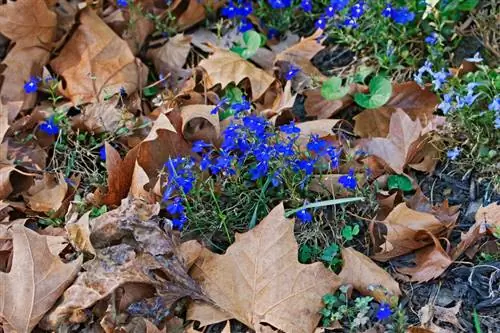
[65,211,96,256]
[71,96,129,133]
[338,247,400,303]
[0,0,56,48]
[353,82,439,137]
[371,202,451,261]
[23,173,68,213]
[0,225,82,333]
[304,88,354,119]
[452,202,500,260]
[418,301,463,333]
[101,143,138,206]
[260,81,297,120]
[172,0,224,31]
[41,198,206,329]
[360,109,427,174]
[187,203,341,333]
[148,34,192,75]
[181,104,221,143]
[51,8,147,105]
[198,49,275,100]
[396,231,453,282]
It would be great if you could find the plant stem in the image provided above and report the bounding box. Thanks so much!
[249,176,272,229]
[285,197,365,217]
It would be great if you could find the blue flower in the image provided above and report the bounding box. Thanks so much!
[242,115,268,137]
[222,2,238,18]
[249,161,269,180]
[24,76,40,94]
[324,6,336,18]
[231,96,251,115]
[275,142,295,157]
[267,28,280,39]
[350,2,365,19]
[200,154,212,171]
[280,121,301,135]
[376,303,392,320]
[167,197,185,215]
[239,19,253,33]
[172,213,187,230]
[465,52,483,63]
[99,146,106,161]
[296,208,312,224]
[391,7,415,25]
[381,3,393,17]
[425,32,438,45]
[192,140,212,153]
[300,0,312,12]
[315,16,327,30]
[271,171,282,187]
[285,65,300,80]
[343,17,358,28]
[307,135,329,156]
[447,147,461,160]
[295,158,316,175]
[494,115,500,129]
[438,92,454,114]
[210,150,235,175]
[431,69,449,91]
[116,0,128,7]
[327,146,341,169]
[339,169,357,190]
[238,2,253,17]
[211,97,230,115]
[330,0,349,11]
[488,96,500,112]
[267,0,291,9]
[39,117,60,135]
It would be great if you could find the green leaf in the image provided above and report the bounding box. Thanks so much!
[387,174,414,192]
[321,76,350,100]
[458,0,478,11]
[231,30,263,59]
[320,243,340,263]
[322,294,335,305]
[341,225,356,241]
[354,75,392,109]
[143,86,159,97]
[353,65,374,84]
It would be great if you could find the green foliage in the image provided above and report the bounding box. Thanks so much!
[341,224,360,241]
[321,286,373,330]
[385,306,409,333]
[354,75,392,109]
[231,30,266,59]
[321,76,350,100]
[89,205,108,218]
[387,175,413,192]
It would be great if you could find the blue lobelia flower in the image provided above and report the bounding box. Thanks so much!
[307,135,329,156]
[431,69,449,91]
[267,0,291,9]
[99,146,107,161]
[324,5,336,18]
[24,76,40,94]
[338,168,357,190]
[296,208,312,224]
[39,117,60,135]
[238,2,253,17]
[425,32,438,45]
[249,161,269,180]
[381,3,393,17]
[295,158,316,175]
[343,17,358,28]
[192,140,212,153]
[239,19,254,33]
[350,2,365,19]
[488,96,500,112]
[231,96,251,115]
[315,16,327,30]
[117,0,128,7]
[285,65,301,80]
[438,92,454,114]
[376,303,392,321]
[222,2,238,18]
[330,0,349,11]
[280,121,301,135]
[300,0,312,12]
[494,115,500,129]
[391,7,415,25]
[167,197,185,215]
[447,147,461,160]
[172,213,187,230]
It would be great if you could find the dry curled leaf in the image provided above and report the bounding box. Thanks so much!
[338,247,400,303]
[180,104,220,143]
[23,173,68,213]
[0,225,82,333]
[148,34,192,75]
[41,198,206,329]
[51,8,147,105]
[187,203,341,333]
[198,50,275,100]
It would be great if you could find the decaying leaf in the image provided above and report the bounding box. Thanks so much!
[338,248,400,303]
[0,0,56,48]
[65,211,96,256]
[187,203,341,333]
[260,81,297,121]
[148,34,192,75]
[418,301,463,333]
[181,104,220,143]
[396,231,453,283]
[172,0,224,31]
[41,198,206,329]
[51,8,147,104]
[198,50,275,100]
[360,109,429,174]
[23,173,68,213]
[71,96,129,134]
[0,225,82,333]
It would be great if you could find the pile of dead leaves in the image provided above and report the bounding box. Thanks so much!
[0,1,498,333]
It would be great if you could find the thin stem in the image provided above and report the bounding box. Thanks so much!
[249,176,272,229]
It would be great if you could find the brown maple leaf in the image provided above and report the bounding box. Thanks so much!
[0,225,82,333]
[198,50,275,100]
[187,203,341,333]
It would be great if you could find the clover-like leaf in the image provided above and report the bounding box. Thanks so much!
[354,75,392,109]
[321,76,350,100]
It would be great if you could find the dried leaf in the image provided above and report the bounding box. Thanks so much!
[338,248,400,303]
[148,34,192,75]
[354,82,439,137]
[198,50,275,100]
[71,96,129,134]
[172,0,224,30]
[260,81,297,120]
[181,104,221,143]
[304,88,354,119]
[187,203,341,333]
[51,8,147,105]
[361,109,425,174]
[42,198,206,329]
[65,211,96,256]
[419,301,463,332]
[0,225,81,333]
[0,0,56,48]
[396,231,453,282]
[275,29,325,72]
[23,173,68,213]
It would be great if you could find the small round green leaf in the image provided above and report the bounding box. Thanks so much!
[321,77,350,100]
[387,174,413,192]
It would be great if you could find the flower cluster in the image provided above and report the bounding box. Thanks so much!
[221,1,254,32]
[162,97,358,229]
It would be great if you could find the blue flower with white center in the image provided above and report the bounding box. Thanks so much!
[231,96,251,116]
[239,19,253,33]
[295,158,316,175]
[200,154,212,171]
[327,146,341,169]
[280,121,301,135]
[343,17,358,28]
[192,140,212,153]
[350,2,365,19]
[243,115,268,137]
[237,2,253,17]
[307,135,329,156]
[167,197,185,215]
[267,0,291,9]
[249,161,269,180]
[381,3,392,17]
[425,32,438,45]
[465,52,483,63]
[211,97,230,115]
[300,0,312,12]
[315,16,327,30]
[325,6,336,18]
[330,0,349,11]
[438,92,454,114]
[296,208,312,224]
[24,76,40,94]
[39,117,60,135]
[338,169,357,190]
[431,69,449,91]
[376,303,392,320]
[285,65,300,81]
[222,2,238,18]
[447,147,461,160]
[172,213,187,230]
